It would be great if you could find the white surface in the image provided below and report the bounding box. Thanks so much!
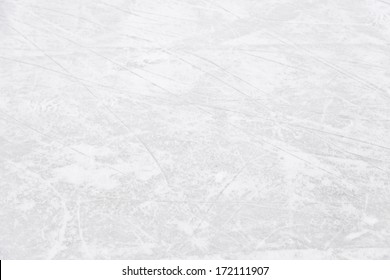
[0,0,390,259]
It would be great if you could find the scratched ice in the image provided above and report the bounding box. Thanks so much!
[1,0,390,259]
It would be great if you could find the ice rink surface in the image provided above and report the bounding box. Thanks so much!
[1,0,390,259]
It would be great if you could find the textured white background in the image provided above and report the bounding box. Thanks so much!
[1,0,390,259]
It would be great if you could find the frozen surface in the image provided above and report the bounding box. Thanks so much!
[1,0,390,259]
